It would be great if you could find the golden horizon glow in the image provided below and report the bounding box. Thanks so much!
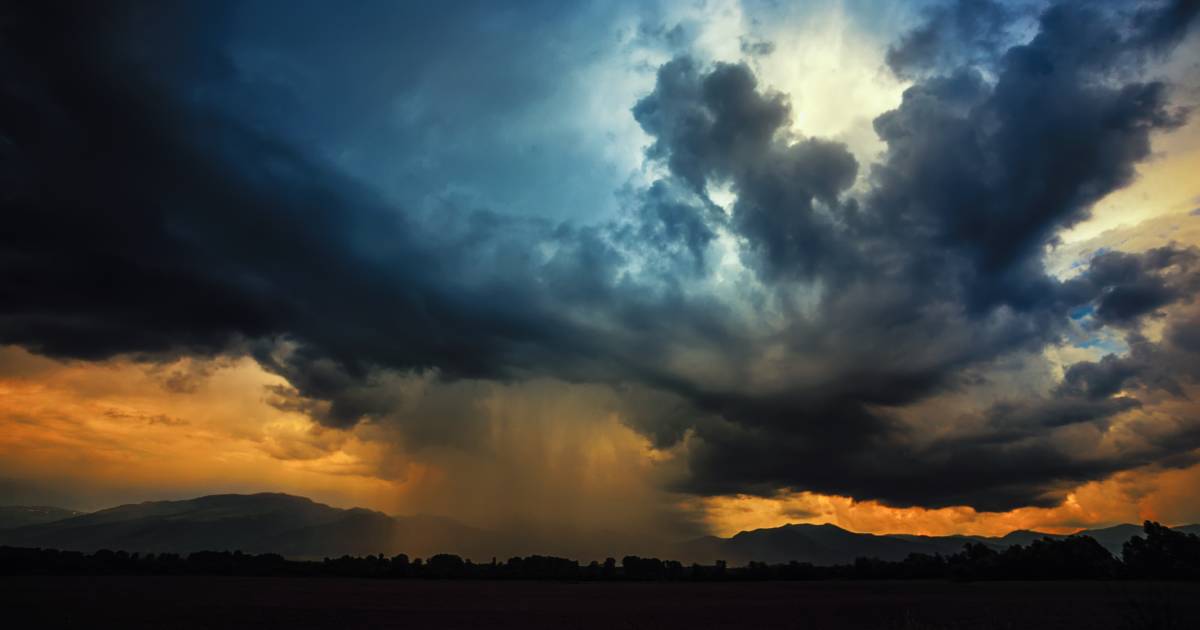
[3,343,1199,540]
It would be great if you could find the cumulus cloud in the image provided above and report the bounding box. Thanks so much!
[885,0,1014,77]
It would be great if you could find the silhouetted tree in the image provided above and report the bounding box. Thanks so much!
[427,554,465,578]
[622,556,666,580]
[2,526,1197,582]
[1123,521,1200,579]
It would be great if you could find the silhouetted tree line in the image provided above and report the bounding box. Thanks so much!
[3,522,1198,582]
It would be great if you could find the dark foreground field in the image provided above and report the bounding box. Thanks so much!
[3,576,1200,629]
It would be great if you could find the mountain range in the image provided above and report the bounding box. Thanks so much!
[672,522,1200,565]
[2,493,1197,565]
[0,494,483,559]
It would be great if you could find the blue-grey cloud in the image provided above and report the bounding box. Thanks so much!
[886,0,1014,77]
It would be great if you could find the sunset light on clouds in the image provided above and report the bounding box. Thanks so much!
[3,0,1200,556]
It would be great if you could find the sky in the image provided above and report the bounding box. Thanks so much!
[2,0,1200,547]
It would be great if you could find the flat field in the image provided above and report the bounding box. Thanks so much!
[3,576,1198,629]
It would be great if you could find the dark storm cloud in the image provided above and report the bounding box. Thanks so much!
[869,21,1188,309]
[1130,0,1200,53]
[0,2,610,426]
[633,57,793,194]
[1058,319,1200,402]
[3,0,1200,511]
[885,0,1013,77]
[984,396,1143,432]
[623,180,719,276]
[1059,246,1200,327]
[634,0,1200,509]
[631,58,859,280]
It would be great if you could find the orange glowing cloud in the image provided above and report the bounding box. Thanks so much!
[689,464,1200,538]
[0,347,691,544]
[2,340,1198,541]
[0,347,410,512]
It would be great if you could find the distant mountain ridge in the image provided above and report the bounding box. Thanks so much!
[0,493,484,559]
[673,522,1200,565]
[2,493,1196,564]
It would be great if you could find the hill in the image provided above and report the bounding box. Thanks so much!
[0,506,83,529]
[0,493,483,559]
[4,492,1196,564]
[673,522,1200,565]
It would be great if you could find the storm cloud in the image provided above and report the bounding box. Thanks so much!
[3,0,1200,514]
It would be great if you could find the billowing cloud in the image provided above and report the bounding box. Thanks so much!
[885,0,1014,77]
[2,0,1200,531]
